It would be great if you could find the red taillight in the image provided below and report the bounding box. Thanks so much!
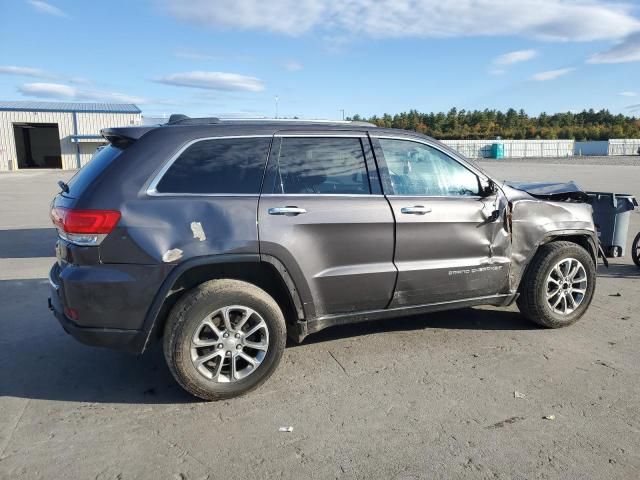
[50,207,121,234]
[64,306,79,321]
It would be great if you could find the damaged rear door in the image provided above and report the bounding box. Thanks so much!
[372,136,511,306]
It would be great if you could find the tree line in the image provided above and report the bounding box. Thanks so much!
[349,108,640,140]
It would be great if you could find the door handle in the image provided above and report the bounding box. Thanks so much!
[400,205,432,215]
[268,206,307,216]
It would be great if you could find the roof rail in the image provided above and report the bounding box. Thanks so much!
[164,115,376,127]
[218,117,377,127]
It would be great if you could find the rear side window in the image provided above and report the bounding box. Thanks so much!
[155,137,271,194]
[66,145,122,197]
[273,137,370,194]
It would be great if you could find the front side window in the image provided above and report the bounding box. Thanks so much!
[155,137,270,194]
[378,139,479,197]
[273,137,371,194]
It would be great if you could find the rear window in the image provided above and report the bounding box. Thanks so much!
[272,137,371,194]
[155,137,271,194]
[66,145,122,197]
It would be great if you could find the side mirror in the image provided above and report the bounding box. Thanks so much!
[479,178,497,197]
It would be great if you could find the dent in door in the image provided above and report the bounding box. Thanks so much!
[391,193,511,306]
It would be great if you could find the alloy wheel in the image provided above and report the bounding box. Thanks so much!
[545,258,588,315]
[190,305,269,382]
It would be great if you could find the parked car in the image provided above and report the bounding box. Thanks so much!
[49,116,599,400]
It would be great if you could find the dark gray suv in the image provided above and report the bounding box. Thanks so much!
[49,116,599,400]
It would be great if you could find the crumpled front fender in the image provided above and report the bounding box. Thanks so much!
[508,197,597,291]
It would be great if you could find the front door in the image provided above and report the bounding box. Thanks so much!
[258,133,397,318]
[372,136,510,307]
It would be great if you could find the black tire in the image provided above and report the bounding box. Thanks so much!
[517,241,596,328]
[163,279,286,401]
[609,246,622,258]
[632,232,640,267]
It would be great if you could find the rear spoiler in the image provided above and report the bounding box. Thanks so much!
[101,126,155,149]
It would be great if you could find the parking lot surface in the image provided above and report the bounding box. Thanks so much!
[1,159,639,479]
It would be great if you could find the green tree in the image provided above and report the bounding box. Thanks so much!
[349,108,640,140]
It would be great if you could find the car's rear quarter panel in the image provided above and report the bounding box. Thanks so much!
[51,125,266,338]
[100,197,260,264]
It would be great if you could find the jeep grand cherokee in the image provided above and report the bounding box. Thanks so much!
[49,116,598,400]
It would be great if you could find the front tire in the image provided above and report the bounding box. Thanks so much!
[517,241,596,328]
[163,279,286,401]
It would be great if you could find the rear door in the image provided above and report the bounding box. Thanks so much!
[258,132,396,318]
[372,136,510,307]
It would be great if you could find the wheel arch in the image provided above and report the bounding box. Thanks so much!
[140,254,305,352]
[515,230,598,292]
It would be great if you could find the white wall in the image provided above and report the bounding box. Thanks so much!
[77,142,106,166]
[0,110,141,171]
[608,139,640,156]
[442,139,574,158]
[0,110,74,170]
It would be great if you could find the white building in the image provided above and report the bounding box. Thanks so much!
[0,101,142,171]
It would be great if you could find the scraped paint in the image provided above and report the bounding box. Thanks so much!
[190,221,206,241]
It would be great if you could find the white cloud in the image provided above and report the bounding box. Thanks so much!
[173,49,218,61]
[493,49,538,66]
[17,82,148,104]
[18,82,75,98]
[620,91,638,97]
[68,77,92,85]
[283,60,303,71]
[27,0,69,17]
[18,83,77,100]
[162,0,324,36]
[172,49,254,62]
[489,68,506,75]
[84,91,149,104]
[588,32,640,64]
[0,65,50,78]
[160,0,640,42]
[531,67,574,81]
[155,71,265,92]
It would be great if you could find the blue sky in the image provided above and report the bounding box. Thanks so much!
[2,0,640,119]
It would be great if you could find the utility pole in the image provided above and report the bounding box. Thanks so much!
[339,109,345,120]
[275,96,279,119]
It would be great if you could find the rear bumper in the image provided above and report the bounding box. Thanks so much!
[49,294,140,351]
[48,262,165,353]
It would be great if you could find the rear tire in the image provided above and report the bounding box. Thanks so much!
[517,241,596,328]
[163,279,286,401]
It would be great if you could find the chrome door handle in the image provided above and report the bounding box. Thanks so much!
[268,207,307,216]
[400,205,432,215]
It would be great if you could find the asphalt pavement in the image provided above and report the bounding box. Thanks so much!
[1,159,639,479]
